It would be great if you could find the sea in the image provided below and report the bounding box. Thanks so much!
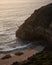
[0,0,52,53]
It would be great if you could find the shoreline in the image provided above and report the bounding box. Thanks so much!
[0,43,31,54]
[0,44,44,65]
[0,49,38,65]
[0,43,44,54]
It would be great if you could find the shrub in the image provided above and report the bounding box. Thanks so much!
[11,61,19,65]
[1,54,11,59]
[15,52,23,56]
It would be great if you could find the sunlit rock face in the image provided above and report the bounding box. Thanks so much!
[16,4,52,47]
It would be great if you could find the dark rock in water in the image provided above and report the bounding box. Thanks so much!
[16,4,52,48]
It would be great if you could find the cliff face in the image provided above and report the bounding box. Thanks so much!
[16,4,52,47]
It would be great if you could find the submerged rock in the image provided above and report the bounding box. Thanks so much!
[16,4,52,48]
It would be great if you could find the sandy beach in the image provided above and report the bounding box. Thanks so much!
[0,45,44,65]
[0,49,38,65]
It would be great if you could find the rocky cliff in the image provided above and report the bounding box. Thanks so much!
[16,4,52,49]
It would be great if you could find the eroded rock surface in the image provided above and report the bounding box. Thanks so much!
[16,4,52,47]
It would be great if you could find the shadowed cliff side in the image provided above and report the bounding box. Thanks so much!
[16,3,52,49]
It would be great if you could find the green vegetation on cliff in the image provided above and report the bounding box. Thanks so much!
[21,50,52,65]
[12,50,52,65]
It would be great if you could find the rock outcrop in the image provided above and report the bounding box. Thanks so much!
[16,4,52,48]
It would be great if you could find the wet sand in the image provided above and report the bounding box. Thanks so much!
[0,49,38,65]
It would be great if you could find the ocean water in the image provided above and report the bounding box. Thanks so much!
[0,0,52,52]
